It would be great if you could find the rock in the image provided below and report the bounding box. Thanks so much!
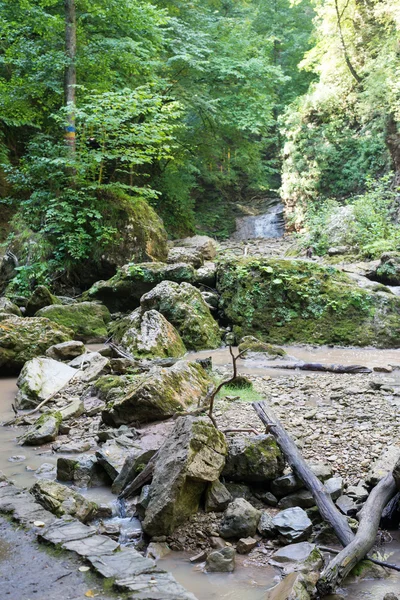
[272,507,312,543]
[225,483,252,500]
[347,482,369,502]
[15,357,76,409]
[19,412,62,446]
[140,281,221,350]
[195,262,217,287]
[0,297,22,319]
[189,550,207,563]
[59,398,84,421]
[373,252,400,286]
[222,434,284,483]
[236,537,258,554]
[257,511,276,537]
[111,449,157,495]
[142,417,227,536]
[100,360,211,426]
[36,302,110,343]
[324,477,343,501]
[46,340,86,361]
[205,480,232,513]
[0,316,73,373]
[310,463,333,482]
[217,257,400,347]
[205,547,235,573]
[96,439,139,481]
[146,542,171,560]
[219,498,261,539]
[57,455,110,488]
[30,480,98,522]
[265,570,316,600]
[366,446,400,486]
[394,458,400,490]
[111,308,186,359]
[136,485,151,519]
[383,594,399,600]
[336,495,358,516]
[34,463,56,480]
[70,352,110,382]
[278,490,315,510]
[83,262,196,312]
[254,490,278,506]
[167,247,203,268]
[174,236,217,261]
[271,473,303,498]
[269,542,323,572]
[26,285,60,316]
[238,336,286,357]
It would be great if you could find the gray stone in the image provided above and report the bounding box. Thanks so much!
[143,417,227,536]
[57,455,110,488]
[257,511,276,537]
[269,542,322,572]
[146,542,171,560]
[383,594,399,600]
[115,571,198,599]
[96,439,139,481]
[167,247,204,268]
[46,340,86,361]
[219,498,261,539]
[336,495,358,517]
[205,547,235,573]
[324,477,343,501]
[347,482,369,502]
[366,446,400,486]
[272,507,312,543]
[224,483,251,500]
[205,480,232,513]
[63,534,120,556]
[0,297,22,317]
[31,480,98,523]
[19,412,62,446]
[175,235,217,261]
[264,571,315,600]
[39,518,97,545]
[310,463,333,482]
[195,262,217,287]
[87,547,156,579]
[222,434,284,483]
[254,490,278,506]
[236,537,258,554]
[394,458,400,490]
[71,352,110,382]
[278,490,315,510]
[16,357,76,409]
[60,398,84,420]
[111,449,157,495]
[34,463,57,480]
[271,473,303,498]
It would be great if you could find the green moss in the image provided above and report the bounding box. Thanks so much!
[36,302,110,342]
[238,336,286,356]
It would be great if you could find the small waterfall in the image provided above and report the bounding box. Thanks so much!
[232,201,284,240]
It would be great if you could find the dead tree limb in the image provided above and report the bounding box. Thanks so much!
[252,401,354,547]
[318,546,400,573]
[317,472,397,595]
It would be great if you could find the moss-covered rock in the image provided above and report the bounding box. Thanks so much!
[141,281,221,350]
[19,411,62,445]
[0,316,73,373]
[217,257,400,347]
[26,285,61,316]
[16,357,76,409]
[0,297,22,321]
[100,360,211,426]
[30,479,98,522]
[36,302,110,342]
[110,308,186,359]
[238,336,286,357]
[83,262,196,312]
[222,434,284,483]
[373,252,400,286]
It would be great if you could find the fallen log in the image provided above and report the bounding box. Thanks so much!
[317,472,397,595]
[268,362,372,374]
[252,401,354,547]
[318,546,400,573]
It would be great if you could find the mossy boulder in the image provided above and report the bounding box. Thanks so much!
[373,252,400,286]
[141,281,221,350]
[0,316,73,373]
[83,262,196,312]
[217,257,400,347]
[26,285,61,316]
[18,411,62,445]
[100,360,211,426]
[222,434,284,483]
[16,356,76,409]
[142,416,227,536]
[0,297,22,321]
[110,308,186,359]
[36,302,110,342]
[30,479,98,522]
[238,336,286,357]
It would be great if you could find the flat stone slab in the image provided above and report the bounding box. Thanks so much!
[269,542,316,567]
[40,518,97,545]
[63,534,120,556]
[116,571,198,599]
[87,547,157,579]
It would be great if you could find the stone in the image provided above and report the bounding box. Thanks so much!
[142,417,227,536]
[0,316,73,373]
[219,498,261,539]
[310,463,333,482]
[190,550,208,563]
[167,247,204,268]
[0,297,22,318]
[366,445,400,486]
[347,482,369,502]
[271,472,303,498]
[59,398,84,420]
[174,235,217,261]
[36,302,110,343]
[111,448,157,495]
[265,571,315,600]
[222,434,284,483]
[146,542,171,560]
[205,480,232,513]
[136,485,151,519]
[83,262,196,312]
[63,534,120,556]
[15,357,76,409]
[19,412,62,446]
[225,483,252,500]
[26,285,61,316]
[70,352,110,382]
[324,477,343,500]
[383,594,399,600]
[86,546,155,579]
[269,543,323,574]
[394,458,400,490]
[205,547,235,573]
[96,439,139,481]
[46,340,86,361]
[39,519,97,545]
[115,571,197,599]
[34,463,57,480]
[373,252,400,286]
[278,490,315,510]
[336,495,358,517]
[254,490,278,506]
[236,537,258,554]
[195,262,217,287]
[272,507,312,543]
[57,455,110,488]
[257,511,276,537]
[111,308,186,359]
[31,480,98,522]
[238,336,287,357]
[100,360,211,426]
[140,280,221,350]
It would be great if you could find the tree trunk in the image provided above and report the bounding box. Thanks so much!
[65,0,76,155]
[252,401,354,547]
[317,473,397,596]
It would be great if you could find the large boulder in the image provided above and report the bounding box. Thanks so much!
[217,257,400,347]
[15,357,76,409]
[173,236,217,261]
[57,455,110,488]
[140,281,221,350]
[83,262,196,312]
[0,297,21,320]
[26,285,60,316]
[35,302,110,343]
[272,507,312,543]
[205,547,235,573]
[142,417,227,536]
[18,411,62,446]
[100,360,211,426]
[167,247,204,268]
[46,340,86,361]
[0,316,73,373]
[30,480,98,522]
[219,498,261,539]
[111,308,186,359]
[222,434,284,483]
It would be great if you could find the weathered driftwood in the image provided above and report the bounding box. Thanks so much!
[318,546,400,573]
[270,362,372,374]
[252,401,354,547]
[317,472,397,595]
